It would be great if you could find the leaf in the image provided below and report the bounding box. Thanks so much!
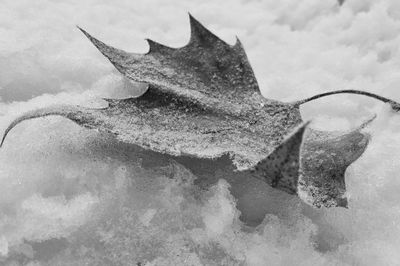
[246,122,309,195]
[2,15,398,208]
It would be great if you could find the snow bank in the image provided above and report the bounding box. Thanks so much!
[1,0,400,265]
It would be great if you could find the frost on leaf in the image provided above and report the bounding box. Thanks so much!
[2,15,399,208]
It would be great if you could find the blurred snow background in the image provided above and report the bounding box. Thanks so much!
[1,0,400,265]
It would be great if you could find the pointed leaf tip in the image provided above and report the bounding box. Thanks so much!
[78,27,131,74]
[77,26,92,40]
[248,121,310,194]
[188,14,222,45]
[233,36,242,46]
[232,36,247,53]
[145,39,173,54]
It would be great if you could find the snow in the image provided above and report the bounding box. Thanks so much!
[1,0,400,265]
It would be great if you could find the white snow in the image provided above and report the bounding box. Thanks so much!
[1,0,400,265]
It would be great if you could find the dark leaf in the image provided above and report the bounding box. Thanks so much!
[2,15,398,208]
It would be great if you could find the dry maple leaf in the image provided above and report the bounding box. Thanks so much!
[2,15,399,208]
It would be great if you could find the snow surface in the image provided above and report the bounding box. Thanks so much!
[1,0,400,265]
